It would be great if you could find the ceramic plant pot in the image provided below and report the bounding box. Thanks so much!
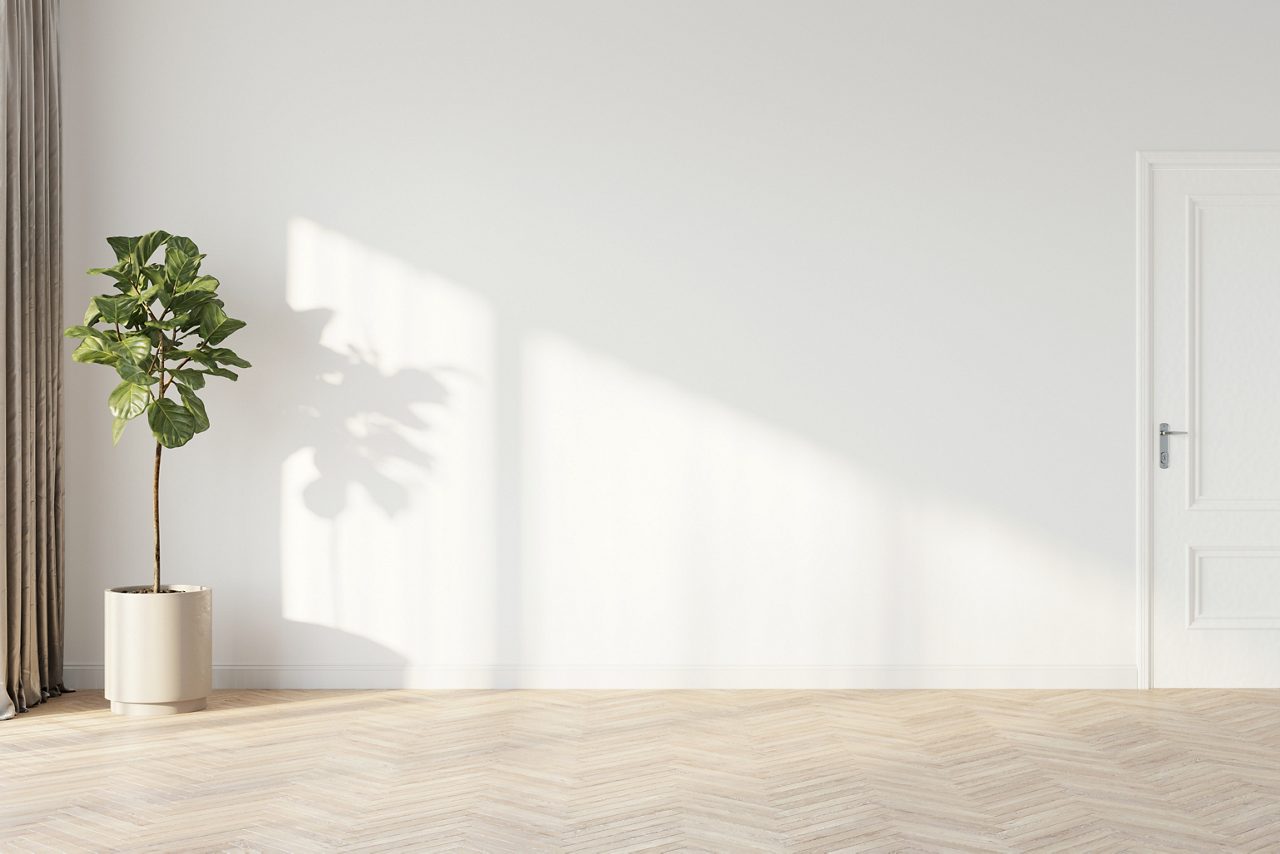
[104,585,212,716]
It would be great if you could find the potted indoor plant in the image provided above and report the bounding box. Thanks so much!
[65,231,250,716]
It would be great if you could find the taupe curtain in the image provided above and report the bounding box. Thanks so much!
[1,0,63,720]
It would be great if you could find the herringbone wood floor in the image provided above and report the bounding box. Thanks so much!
[2,690,1278,852]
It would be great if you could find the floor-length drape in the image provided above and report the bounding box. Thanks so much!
[1,0,63,721]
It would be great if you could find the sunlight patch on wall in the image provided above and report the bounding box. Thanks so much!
[520,332,889,667]
[281,218,496,663]
[520,333,1124,669]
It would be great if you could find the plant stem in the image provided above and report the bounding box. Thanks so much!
[153,441,162,593]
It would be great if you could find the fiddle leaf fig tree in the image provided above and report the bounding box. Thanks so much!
[65,231,251,593]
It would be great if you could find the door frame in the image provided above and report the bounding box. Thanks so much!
[1135,151,1280,689]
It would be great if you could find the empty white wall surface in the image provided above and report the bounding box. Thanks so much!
[57,0,1280,689]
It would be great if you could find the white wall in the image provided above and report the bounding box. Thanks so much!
[58,0,1280,689]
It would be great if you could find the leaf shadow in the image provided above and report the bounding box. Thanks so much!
[279,307,452,519]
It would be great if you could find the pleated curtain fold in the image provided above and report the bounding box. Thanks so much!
[1,0,64,721]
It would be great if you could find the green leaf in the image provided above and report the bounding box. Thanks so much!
[92,294,136,325]
[147,398,196,448]
[168,235,200,258]
[106,236,138,262]
[170,290,217,314]
[180,275,219,294]
[145,330,173,352]
[112,416,128,445]
[111,335,151,365]
[140,265,165,288]
[108,379,151,420]
[164,245,201,287]
[179,350,230,374]
[198,303,246,345]
[170,368,206,390]
[164,246,188,277]
[176,384,210,433]
[208,319,245,345]
[71,337,118,365]
[87,264,134,288]
[204,346,251,368]
[197,302,227,333]
[87,263,128,280]
[114,359,157,384]
[64,325,106,340]
[203,366,239,381]
[134,230,171,266]
[83,302,102,325]
[138,283,163,307]
[168,347,205,362]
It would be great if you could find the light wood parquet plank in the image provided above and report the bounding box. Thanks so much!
[2,689,1279,851]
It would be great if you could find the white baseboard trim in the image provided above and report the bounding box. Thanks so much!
[63,664,1139,690]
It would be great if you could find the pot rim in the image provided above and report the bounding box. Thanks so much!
[106,584,210,595]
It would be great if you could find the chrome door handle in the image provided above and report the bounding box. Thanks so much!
[1159,422,1187,469]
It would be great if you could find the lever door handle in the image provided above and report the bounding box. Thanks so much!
[1159,422,1187,468]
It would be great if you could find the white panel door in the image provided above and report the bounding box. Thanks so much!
[1148,153,1280,687]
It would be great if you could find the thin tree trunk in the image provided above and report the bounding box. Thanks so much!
[153,442,162,593]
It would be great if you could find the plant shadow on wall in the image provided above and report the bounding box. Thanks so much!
[264,301,460,674]
[252,217,491,680]
[286,306,448,520]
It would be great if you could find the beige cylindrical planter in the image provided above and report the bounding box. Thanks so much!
[104,585,212,716]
